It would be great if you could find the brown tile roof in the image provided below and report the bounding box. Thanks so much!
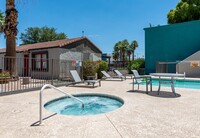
[0,37,102,53]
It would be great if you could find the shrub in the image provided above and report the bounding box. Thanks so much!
[0,71,10,78]
[97,60,108,78]
[82,60,108,79]
[127,58,145,73]
[82,60,99,79]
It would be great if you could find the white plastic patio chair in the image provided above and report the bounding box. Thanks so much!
[113,70,126,80]
[131,70,152,93]
[101,71,125,81]
[70,70,101,88]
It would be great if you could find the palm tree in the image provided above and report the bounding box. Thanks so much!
[0,11,4,33]
[129,40,138,61]
[126,48,132,62]
[114,41,122,61]
[121,39,129,67]
[4,0,18,78]
[112,51,119,61]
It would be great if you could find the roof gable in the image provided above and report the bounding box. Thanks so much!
[0,37,102,53]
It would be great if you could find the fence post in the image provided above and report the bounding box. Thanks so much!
[51,59,54,85]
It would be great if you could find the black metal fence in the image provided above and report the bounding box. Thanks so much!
[0,57,82,94]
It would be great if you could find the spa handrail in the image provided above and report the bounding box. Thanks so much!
[39,84,84,124]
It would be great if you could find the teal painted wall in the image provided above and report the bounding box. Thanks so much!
[144,20,200,74]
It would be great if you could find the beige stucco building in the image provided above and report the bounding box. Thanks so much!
[0,37,102,79]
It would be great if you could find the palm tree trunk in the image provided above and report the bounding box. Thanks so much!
[132,52,135,61]
[5,36,16,77]
[122,52,125,67]
[4,0,18,78]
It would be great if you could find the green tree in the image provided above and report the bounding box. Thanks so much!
[113,39,139,66]
[113,41,122,61]
[129,40,138,61]
[167,0,200,24]
[112,51,119,61]
[126,47,132,62]
[113,40,129,66]
[0,11,4,33]
[121,39,129,66]
[20,26,67,45]
[127,58,145,74]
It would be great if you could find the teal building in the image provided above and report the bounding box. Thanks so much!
[144,20,200,74]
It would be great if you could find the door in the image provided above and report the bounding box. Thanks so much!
[24,54,29,76]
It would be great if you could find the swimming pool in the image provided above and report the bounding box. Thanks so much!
[44,93,124,116]
[141,78,200,89]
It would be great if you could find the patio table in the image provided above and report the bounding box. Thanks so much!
[150,73,185,95]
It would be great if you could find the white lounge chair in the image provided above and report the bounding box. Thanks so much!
[113,70,127,80]
[70,70,101,88]
[131,70,152,93]
[101,71,125,81]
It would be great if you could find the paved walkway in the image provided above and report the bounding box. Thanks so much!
[0,79,200,138]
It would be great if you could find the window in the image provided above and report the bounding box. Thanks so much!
[32,51,48,71]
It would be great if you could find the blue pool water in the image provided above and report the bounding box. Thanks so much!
[140,78,200,89]
[44,94,124,116]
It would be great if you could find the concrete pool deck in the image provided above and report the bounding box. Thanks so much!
[0,79,200,138]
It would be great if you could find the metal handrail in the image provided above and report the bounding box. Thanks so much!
[39,84,84,124]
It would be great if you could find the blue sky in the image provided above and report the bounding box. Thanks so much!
[0,0,179,57]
